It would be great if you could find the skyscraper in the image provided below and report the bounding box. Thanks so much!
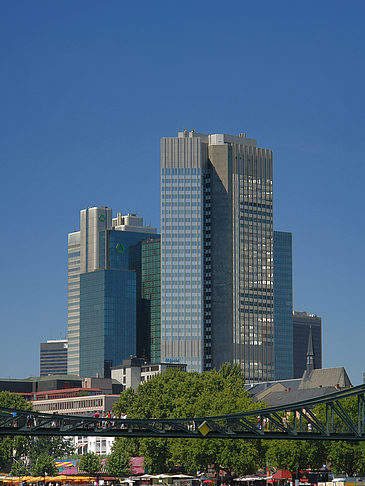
[67,207,158,377]
[273,231,293,379]
[161,130,274,381]
[293,311,322,378]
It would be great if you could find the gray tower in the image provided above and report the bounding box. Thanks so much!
[161,130,274,381]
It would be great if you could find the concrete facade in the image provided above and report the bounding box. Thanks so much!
[111,358,187,390]
[161,130,274,381]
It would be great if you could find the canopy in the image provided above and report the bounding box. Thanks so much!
[272,470,292,480]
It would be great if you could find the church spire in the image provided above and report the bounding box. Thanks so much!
[306,325,315,373]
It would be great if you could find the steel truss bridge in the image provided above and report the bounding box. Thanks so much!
[1,383,365,440]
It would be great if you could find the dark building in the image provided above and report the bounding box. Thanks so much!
[40,339,68,376]
[273,231,293,380]
[293,311,322,378]
[0,375,82,395]
[141,238,161,363]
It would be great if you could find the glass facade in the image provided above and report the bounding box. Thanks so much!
[293,312,322,378]
[232,146,274,382]
[68,206,159,377]
[273,231,293,379]
[40,340,68,376]
[161,144,205,372]
[161,132,274,380]
[141,239,161,363]
[79,269,136,378]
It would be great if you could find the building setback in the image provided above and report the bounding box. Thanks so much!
[273,231,293,379]
[40,339,68,376]
[67,207,159,377]
[293,311,322,378]
[161,130,274,381]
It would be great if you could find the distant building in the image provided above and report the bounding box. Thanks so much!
[40,339,68,376]
[293,311,322,378]
[246,365,351,407]
[67,207,159,378]
[111,357,187,390]
[31,393,120,415]
[141,239,161,363]
[0,375,122,399]
[273,231,293,380]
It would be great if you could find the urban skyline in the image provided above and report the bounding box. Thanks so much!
[1,1,364,382]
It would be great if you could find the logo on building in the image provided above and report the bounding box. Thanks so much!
[99,214,105,222]
[115,242,125,254]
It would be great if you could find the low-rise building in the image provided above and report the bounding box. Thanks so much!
[111,358,187,390]
[31,393,120,415]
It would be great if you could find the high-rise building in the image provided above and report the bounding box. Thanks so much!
[141,239,161,363]
[293,311,322,378]
[40,339,68,376]
[67,207,158,377]
[161,130,274,380]
[273,231,293,379]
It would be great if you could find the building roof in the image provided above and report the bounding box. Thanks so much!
[258,386,340,407]
[299,366,352,389]
[249,366,353,407]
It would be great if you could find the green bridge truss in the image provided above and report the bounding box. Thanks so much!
[1,383,365,440]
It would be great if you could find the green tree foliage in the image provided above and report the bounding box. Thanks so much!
[29,437,75,463]
[32,453,58,476]
[265,440,327,471]
[11,461,28,476]
[113,364,263,475]
[107,444,132,478]
[327,441,365,477]
[79,452,102,475]
[0,392,32,472]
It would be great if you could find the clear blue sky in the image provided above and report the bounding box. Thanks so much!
[1,0,364,383]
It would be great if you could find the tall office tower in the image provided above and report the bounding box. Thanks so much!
[161,130,274,380]
[293,311,322,378]
[67,207,158,377]
[67,230,81,375]
[273,231,293,379]
[40,339,68,376]
[141,238,161,363]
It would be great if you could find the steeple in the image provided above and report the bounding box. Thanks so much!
[306,326,315,373]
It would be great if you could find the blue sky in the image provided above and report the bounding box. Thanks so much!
[1,0,364,382]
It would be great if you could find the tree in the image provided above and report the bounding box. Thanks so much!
[265,440,327,471]
[29,437,75,464]
[11,461,28,477]
[0,391,32,472]
[113,363,264,475]
[79,452,101,475]
[107,446,132,478]
[32,453,58,476]
[327,441,365,477]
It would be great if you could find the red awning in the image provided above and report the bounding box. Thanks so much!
[271,470,292,480]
